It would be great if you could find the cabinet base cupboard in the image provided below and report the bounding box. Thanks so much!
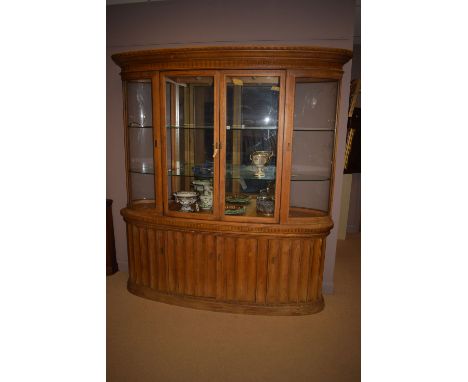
[112,46,352,315]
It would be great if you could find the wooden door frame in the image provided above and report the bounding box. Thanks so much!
[280,69,343,224]
[219,70,286,224]
[159,70,220,221]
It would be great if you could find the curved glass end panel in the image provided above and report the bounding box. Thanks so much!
[289,79,338,217]
[126,80,155,205]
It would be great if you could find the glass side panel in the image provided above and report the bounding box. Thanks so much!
[130,172,155,201]
[225,76,280,218]
[289,80,338,217]
[126,80,154,204]
[127,81,153,127]
[165,76,215,214]
[129,128,154,174]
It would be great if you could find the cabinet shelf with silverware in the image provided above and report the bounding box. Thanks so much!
[112,47,352,314]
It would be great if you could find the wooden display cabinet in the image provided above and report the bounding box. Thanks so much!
[112,46,352,315]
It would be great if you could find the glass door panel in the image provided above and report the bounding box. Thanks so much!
[164,75,216,215]
[224,75,280,218]
[126,80,155,205]
[289,79,338,217]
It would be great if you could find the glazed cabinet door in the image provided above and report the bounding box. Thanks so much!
[220,71,286,223]
[281,71,341,222]
[124,76,162,212]
[160,71,220,219]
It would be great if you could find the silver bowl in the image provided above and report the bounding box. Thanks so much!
[173,191,199,212]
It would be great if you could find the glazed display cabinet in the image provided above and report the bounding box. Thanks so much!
[112,46,352,315]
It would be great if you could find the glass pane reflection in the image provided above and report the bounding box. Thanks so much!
[225,76,280,218]
[165,76,215,214]
[289,80,338,217]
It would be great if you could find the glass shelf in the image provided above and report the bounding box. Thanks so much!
[166,125,214,129]
[293,128,335,131]
[128,124,153,129]
[226,165,276,181]
[167,162,214,178]
[168,173,213,179]
[290,174,330,181]
[226,125,278,130]
[130,169,155,175]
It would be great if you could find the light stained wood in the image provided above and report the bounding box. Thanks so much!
[205,233,217,298]
[132,225,141,285]
[123,224,331,314]
[128,279,324,316]
[166,230,176,293]
[194,232,205,296]
[112,46,352,74]
[317,239,327,297]
[115,46,352,315]
[266,239,280,303]
[215,236,225,300]
[278,240,291,303]
[309,238,323,301]
[123,207,333,236]
[288,239,302,302]
[235,237,247,301]
[224,236,236,301]
[246,238,257,302]
[175,231,185,294]
[147,228,157,289]
[139,227,149,287]
[184,232,195,296]
[156,230,166,292]
[299,240,311,302]
[127,224,135,283]
[256,238,268,304]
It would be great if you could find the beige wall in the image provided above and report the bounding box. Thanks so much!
[107,0,355,293]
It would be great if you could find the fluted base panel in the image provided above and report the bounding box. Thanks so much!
[122,208,332,316]
[128,280,324,316]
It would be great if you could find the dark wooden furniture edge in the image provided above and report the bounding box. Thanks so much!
[121,207,334,237]
[111,46,353,74]
[106,199,119,275]
[128,279,324,316]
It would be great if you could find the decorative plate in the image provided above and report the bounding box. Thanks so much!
[225,194,250,204]
[224,204,246,215]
